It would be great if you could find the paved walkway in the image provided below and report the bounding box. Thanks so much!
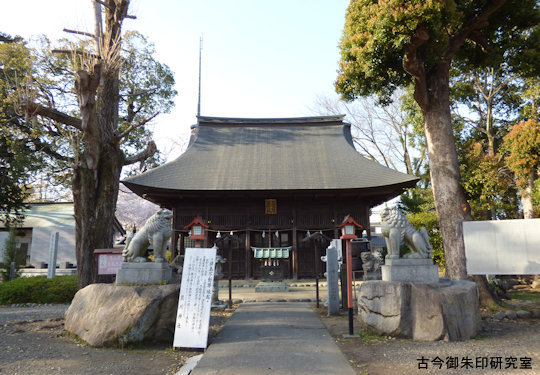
[191,302,355,375]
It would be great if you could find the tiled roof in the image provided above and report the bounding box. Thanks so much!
[123,116,418,193]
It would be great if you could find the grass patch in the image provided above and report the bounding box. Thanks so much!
[0,275,78,305]
[508,290,540,302]
[356,328,387,344]
[61,330,90,346]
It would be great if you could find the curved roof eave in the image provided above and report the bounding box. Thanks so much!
[122,116,419,195]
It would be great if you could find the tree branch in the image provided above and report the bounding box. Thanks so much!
[94,0,113,11]
[63,28,94,38]
[15,123,75,163]
[116,112,159,140]
[443,0,508,64]
[24,102,83,130]
[468,31,492,53]
[52,49,100,60]
[403,27,430,110]
[121,88,159,98]
[123,140,157,166]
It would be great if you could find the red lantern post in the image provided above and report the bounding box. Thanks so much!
[338,215,362,335]
[184,217,209,248]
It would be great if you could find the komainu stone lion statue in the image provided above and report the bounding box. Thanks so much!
[361,252,381,272]
[380,205,432,259]
[122,208,173,263]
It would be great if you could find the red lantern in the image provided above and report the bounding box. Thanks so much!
[338,215,362,240]
[184,217,209,247]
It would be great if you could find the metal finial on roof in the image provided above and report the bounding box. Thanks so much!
[197,35,203,118]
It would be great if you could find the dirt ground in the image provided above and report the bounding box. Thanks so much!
[314,291,540,375]
[0,306,234,375]
[1,283,538,375]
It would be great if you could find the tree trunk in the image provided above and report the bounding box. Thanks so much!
[418,66,501,306]
[521,169,536,219]
[73,155,121,288]
[421,68,470,280]
[72,57,122,288]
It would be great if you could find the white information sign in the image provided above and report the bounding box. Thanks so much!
[464,219,540,275]
[173,247,217,349]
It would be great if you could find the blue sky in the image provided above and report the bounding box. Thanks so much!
[2,0,350,160]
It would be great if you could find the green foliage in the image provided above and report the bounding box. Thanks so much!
[2,31,177,198]
[119,31,177,174]
[0,34,40,223]
[459,141,520,219]
[503,119,540,189]
[519,78,539,121]
[0,227,24,281]
[508,290,540,302]
[356,328,388,344]
[337,0,457,102]
[336,0,539,103]
[0,275,78,304]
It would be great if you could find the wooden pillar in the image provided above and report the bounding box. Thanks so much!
[179,232,185,256]
[171,209,178,259]
[292,205,298,280]
[171,231,179,260]
[333,204,339,239]
[245,229,251,279]
[204,206,209,248]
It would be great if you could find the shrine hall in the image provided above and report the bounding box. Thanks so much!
[122,115,419,279]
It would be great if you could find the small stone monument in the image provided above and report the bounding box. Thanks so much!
[321,244,340,316]
[116,209,173,285]
[380,205,438,283]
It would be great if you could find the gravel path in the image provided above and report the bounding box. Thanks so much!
[1,287,538,375]
[0,305,192,375]
[0,304,68,325]
[316,307,540,375]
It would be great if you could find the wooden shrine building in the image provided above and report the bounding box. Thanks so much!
[122,115,418,279]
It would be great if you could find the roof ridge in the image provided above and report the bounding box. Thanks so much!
[197,115,345,125]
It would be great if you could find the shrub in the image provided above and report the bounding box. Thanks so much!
[0,227,24,281]
[0,275,78,305]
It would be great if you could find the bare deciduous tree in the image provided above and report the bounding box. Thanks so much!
[23,0,159,288]
[312,93,426,176]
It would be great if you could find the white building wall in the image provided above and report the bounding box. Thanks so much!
[0,231,9,263]
[29,227,77,266]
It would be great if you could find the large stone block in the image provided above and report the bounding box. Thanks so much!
[116,262,173,285]
[65,283,180,347]
[381,258,439,283]
[357,280,481,341]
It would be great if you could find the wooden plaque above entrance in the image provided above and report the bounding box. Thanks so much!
[265,199,277,214]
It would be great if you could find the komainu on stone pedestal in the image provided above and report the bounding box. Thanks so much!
[122,208,172,263]
[380,205,432,259]
[117,208,174,285]
[380,206,438,283]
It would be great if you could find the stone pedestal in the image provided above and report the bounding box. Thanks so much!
[363,270,382,280]
[254,282,289,292]
[116,262,172,285]
[381,258,439,283]
[357,280,481,341]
